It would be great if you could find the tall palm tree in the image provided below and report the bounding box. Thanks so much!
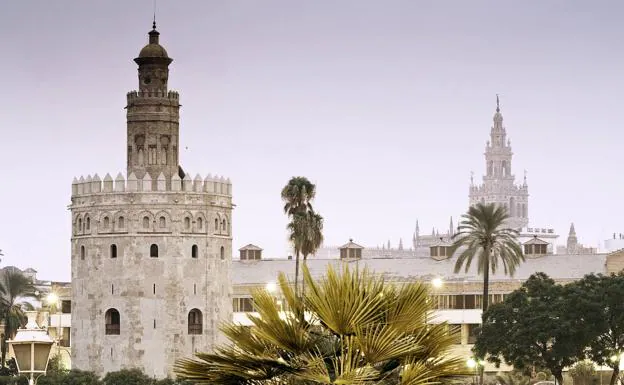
[449,203,524,315]
[175,265,467,385]
[281,177,318,294]
[0,269,37,368]
[287,211,324,295]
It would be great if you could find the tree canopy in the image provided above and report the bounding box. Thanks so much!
[474,273,588,385]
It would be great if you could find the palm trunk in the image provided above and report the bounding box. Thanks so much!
[479,248,491,385]
[0,333,5,369]
[302,255,308,297]
[294,250,301,297]
[610,365,620,385]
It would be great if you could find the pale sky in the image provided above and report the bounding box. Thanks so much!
[1,1,623,282]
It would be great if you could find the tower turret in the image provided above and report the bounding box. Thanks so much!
[567,223,578,251]
[126,22,181,181]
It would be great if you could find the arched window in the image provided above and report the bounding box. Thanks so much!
[221,219,227,232]
[188,309,203,335]
[105,308,120,335]
[86,217,91,231]
[78,218,82,232]
[197,217,203,230]
[143,216,150,229]
[80,245,85,260]
[220,246,225,260]
[150,244,159,258]
[110,244,117,259]
[192,245,198,259]
[103,217,110,228]
[214,218,219,231]
[118,216,125,229]
[159,216,166,228]
[184,217,191,230]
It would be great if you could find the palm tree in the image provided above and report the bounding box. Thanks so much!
[281,177,318,294]
[175,265,467,385]
[449,203,524,315]
[0,269,37,368]
[287,211,324,296]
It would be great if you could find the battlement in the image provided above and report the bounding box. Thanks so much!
[71,172,231,197]
[126,90,180,102]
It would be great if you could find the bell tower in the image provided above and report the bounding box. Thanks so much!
[469,96,529,229]
[126,22,180,181]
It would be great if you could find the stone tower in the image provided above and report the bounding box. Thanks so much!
[70,23,233,378]
[567,223,578,251]
[469,96,529,229]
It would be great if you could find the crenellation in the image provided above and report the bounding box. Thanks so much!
[193,174,202,192]
[142,173,152,192]
[157,172,166,191]
[114,173,125,192]
[103,173,114,192]
[126,90,180,103]
[92,174,102,193]
[172,174,181,191]
[127,173,138,192]
[183,174,192,192]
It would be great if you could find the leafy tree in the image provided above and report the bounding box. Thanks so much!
[38,370,102,385]
[102,369,154,385]
[281,176,319,294]
[474,273,587,385]
[0,270,37,368]
[567,273,624,385]
[175,265,467,384]
[287,210,324,295]
[450,203,524,315]
[495,370,530,385]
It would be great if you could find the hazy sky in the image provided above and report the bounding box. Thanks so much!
[1,1,623,282]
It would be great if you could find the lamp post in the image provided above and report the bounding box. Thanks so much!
[467,357,484,385]
[8,311,54,385]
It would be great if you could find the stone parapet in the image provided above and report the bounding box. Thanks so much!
[71,172,232,197]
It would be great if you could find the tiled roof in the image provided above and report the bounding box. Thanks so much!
[239,244,263,251]
[233,253,607,285]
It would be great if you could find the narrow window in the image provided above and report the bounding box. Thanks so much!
[80,245,85,260]
[221,219,226,231]
[105,308,120,335]
[153,283,156,294]
[192,245,198,259]
[103,217,110,228]
[188,309,203,335]
[214,218,219,231]
[111,284,114,295]
[194,283,197,295]
[184,217,191,230]
[220,246,225,260]
[118,216,125,229]
[78,218,82,232]
[110,244,117,259]
[150,244,158,258]
[143,216,150,229]
[197,217,203,230]
[153,319,156,329]
[159,216,166,228]
[86,217,91,231]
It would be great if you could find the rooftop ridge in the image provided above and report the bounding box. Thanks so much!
[71,172,231,197]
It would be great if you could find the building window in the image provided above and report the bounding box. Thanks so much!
[110,244,117,259]
[78,218,82,232]
[159,216,166,228]
[467,324,480,344]
[118,216,125,229]
[150,244,159,258]
[143,216,150,229]
[188,309,203,335]
[184,217,191,230]
[105,308,120,335]
[86,217,91,231]
[221,219,227,232]
[80,246,85,260]
[197,217,203,230]
[214,218,219,231]
[232,297,255,312]
[192,245,198,259]
[103,217,110,228]
[220,246,225,260]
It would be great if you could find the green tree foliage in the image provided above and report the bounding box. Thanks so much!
[37,370,103,385]
[567,273,624,385]
[281,176,322,295]
[474,273,587,385]
[495,370,530,385]
[0,270,37,368]
[175,265,467,385]
[450,203,524,315]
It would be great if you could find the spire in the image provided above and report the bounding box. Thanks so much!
[398,238,403,251]
[449,216,454,236]
[496,94,500,113]
[415,220,420,234]
[569,223,577,237]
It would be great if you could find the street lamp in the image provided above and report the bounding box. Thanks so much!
[265,281,277,293]
[431,277,443,289]
[467,357,484,385]
[8,311,54,385]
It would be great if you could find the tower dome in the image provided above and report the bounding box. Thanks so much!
[135,22,172,64]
